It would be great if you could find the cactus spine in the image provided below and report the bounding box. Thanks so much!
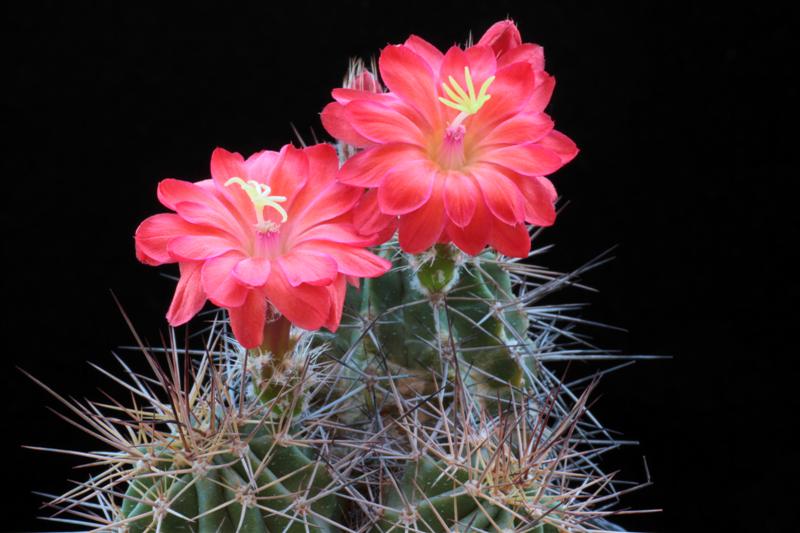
[33,241,639,532]
[30,330,348,532]
[316,242,625,533]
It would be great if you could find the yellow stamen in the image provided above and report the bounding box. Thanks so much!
[224,177,288,231]
[438,66,495,116]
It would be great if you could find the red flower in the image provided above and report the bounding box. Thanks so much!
[322,20,577,257]
[135,143,391,348]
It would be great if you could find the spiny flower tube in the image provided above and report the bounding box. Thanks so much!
[322,20,578,257]
[134,143,391,348]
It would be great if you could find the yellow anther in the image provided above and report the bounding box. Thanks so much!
[225,177,288,230]
[438,67,495,116]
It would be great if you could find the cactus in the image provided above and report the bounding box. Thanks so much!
[31,242,646,532]
[312,241,634,533]
[28,327,347,532]
[331,244,528,396]
[31,242,644,532]
[28,22,653,533]
[118,418,342,533]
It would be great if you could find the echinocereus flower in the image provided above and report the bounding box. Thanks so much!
[134,143,391,348]
[322,20,578,257]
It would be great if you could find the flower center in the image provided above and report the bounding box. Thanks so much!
[438,66,495,129]
[225,177,287,233]
[431,67,495,170]
[436,124,468,169]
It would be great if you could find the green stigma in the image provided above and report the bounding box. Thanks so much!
[224,177,288,231]
[438,66,495,116]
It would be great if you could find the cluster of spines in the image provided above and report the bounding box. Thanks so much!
[315,242,646,533]
[31,241,652,532]
[27,322,347,532]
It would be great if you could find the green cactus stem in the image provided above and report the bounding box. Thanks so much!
[328,243,530,413]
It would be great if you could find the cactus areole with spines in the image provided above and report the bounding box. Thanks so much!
[30,18,653,533]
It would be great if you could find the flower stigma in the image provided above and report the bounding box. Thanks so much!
[438,66,495,130]
[225,177,288,233]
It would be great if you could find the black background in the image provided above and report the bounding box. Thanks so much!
[2,2,796,531]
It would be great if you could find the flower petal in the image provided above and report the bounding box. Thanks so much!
[397,179,446,253]
[526,71,555,113]
[478,112,554,146]
[489,220,531,258]
[167,234,238,261]
[403,35,445,71]
[174,201,247,240]
[463,45,497,85]
[135,213,198,265]
[295,242,391,278]
[166,261,207,326]
[337,144,426,187]
[379,44,439,127]
[470,164,526,225]
[283,144,363,235]
[277,250,338,287]
[474,62,535,126]
[439,46,496,107]
[289,182,361,235]
[482,143,564,176]
[351,70,380,92]
[446,196,491,255]
[243,149,280,179]
[294,223,373,246]
[303,143,340,189]
[377,160,436,215]
[228,290,267,348]
[478,20,522,57]
[346,100,424,145]
[535,174,557,201]
[210,147,247,192]
[538,130,579,164]
[267,144,308,211]
[232,257,271,287]
[323,275,347,332]
[201,251,249,308]
[373,223,399,247]
[497,43,545,70]
[511,175,557,226]
[264,268,331,331]
[321,101,372,147]
[331,88,395,105]
[443,171,479,228]
[353,189,397,235]
[158,179,214,211]
[181,172,254,230]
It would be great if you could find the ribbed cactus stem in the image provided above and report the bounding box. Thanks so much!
[82,337,347,533]
[413,244,461,294]
[252,314,297,405]
[259,314,293,361]
[331,243,527,402]
[36,246,639,531]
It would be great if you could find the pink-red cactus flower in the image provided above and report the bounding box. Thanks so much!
[322,20,578,257]
[134,143,391,348]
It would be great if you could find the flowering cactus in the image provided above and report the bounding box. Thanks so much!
[322,20,577,256]
[30,19,649,533]
[135,143,390,347]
